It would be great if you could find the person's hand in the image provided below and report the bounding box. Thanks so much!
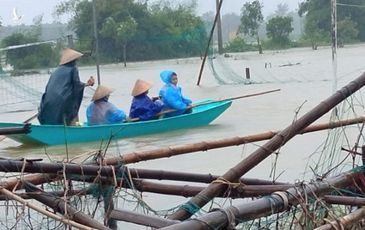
[86,76,95,86]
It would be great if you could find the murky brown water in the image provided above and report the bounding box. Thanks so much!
[1,44,365,228]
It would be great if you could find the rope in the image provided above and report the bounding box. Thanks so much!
[180,201,201,215]
[209,208,236,229]
[273,191,290,210]
[211,177,241,188]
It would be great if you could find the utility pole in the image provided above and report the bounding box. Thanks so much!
[216,0,223,54]
[331,0,338,117]
[92,0,101,85]
[196,0,224,86]
[331,0,337,93]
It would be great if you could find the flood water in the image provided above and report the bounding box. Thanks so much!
[1,44,365,229]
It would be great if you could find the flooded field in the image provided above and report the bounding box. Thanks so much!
[1,44,365,228]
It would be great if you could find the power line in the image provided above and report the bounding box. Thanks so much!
[337,3,365,8]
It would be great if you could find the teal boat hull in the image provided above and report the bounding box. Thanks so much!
[0,101,231,146]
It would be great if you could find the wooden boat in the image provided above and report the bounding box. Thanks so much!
[0,100,231,146]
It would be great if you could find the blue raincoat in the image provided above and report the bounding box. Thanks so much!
[129,94,164,121]
[86,98,126,125]
[159,70,192,117]
[38,62,85,125]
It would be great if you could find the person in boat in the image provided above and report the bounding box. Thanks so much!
[86,85,127,125]
[38,48,95,125]
[159,70,192,117]
[129,79,164,121]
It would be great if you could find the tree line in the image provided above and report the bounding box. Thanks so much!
[1,0,365,70]
[226,0,365,53]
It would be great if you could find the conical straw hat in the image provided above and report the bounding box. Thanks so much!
[92,85,114,101]
[59,48,83,65]
[131,79,153,96]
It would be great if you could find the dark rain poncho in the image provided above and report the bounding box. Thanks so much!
[129,94,164,121]
[38,62,85,125]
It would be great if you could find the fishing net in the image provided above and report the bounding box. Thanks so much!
[0,73,47,112]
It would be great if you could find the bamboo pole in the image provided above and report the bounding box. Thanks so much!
[0,113,37,141]
[127,179,292,198]
[110,209,179,228]
[70,175,292,198]
[125,168,289,185]
[168,72,365,220]
[0,173,57,190]
[315,207,365,230]
[323,195,365,206]
[0,189,88,200]
[0,187,95,230]
[129,89,281,122]
[24,182,110,230]
[102,116,365,166]
[0,125,30,135]
[196,0,224,85]
[0,159,119,176]
[0,160,290,187]
[160,170,360,229]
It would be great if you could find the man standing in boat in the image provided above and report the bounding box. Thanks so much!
[38,48,95,125]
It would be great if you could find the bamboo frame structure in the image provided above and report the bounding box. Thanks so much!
[168,72,365,221]
[160,170,361,229]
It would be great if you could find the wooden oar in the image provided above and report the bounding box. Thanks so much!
[128,88,280,122]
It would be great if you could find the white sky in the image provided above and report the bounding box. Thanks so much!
[0,0,302,26]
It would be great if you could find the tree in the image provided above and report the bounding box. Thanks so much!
[298,0,365,48]
[275,3,289,16]
[238,0,264,54]
[298,0,330,50]
[336,0,365,41]
[266,16,293,48]
[101,15,137,67]
[337,17,358,45]
[2,33,55,70]
[55,0,207,62]
[224,37,256,52]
